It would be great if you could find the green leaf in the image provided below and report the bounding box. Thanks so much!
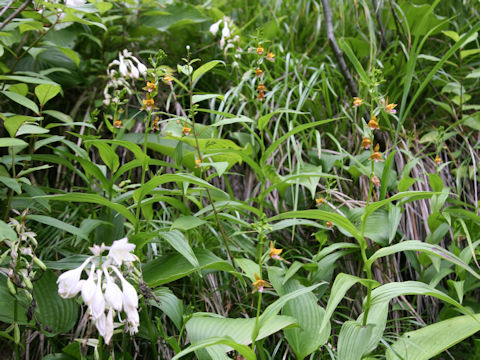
[85,140,119,172]
[365,240,480,280]
[460,48,480,60]
[0,138,28,147]
[337,321,374,360]
[35,84,61,107]
[143,249,234,286]
[151,287,184,330]
[16,124,49,136]
[0,220,17,241]
[257,109,307,131]
[192,94,224,104]
[171,216,206,230]
[0,176,21,194]
[192,60,224,83]
[1,90,39,114]
[3,115,38,137]
[386,314,480,360]
[442,30,460,42]
[185,313,294,360]
[159,230,199,268]
[211,115,253,127]
[26,215,89,241]
[172,336,256,360]
[0,75,58,85]
[42,193,135,224]
[34,271,79,335]
[42,110,73,123]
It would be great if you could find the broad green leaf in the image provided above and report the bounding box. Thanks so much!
[192,60,224,83]
[34,271,79,335]
[268,210,363,245]
[0,176,21,194]
[0,277,28,324]
[85,140,119,172]
[442,30,460,42]
[171,216,206,230]
[0,220,17,241]
[159,230,199,268]
[386,314,480,360]
[0,75,58,85]
[3,115,38,137]
[42,193,135,224]
[365,240,480,280]
[151,287,184,330]
[35,84,61,107]
[257,109,307,131]
[211,115,253,126]
[337,321,374,360]
[42,110,73,123]
[172,336,256,360]
[143,249,234,286]
[0,138,28,147]
[192,94,224,104]
[16,124,49,136]
[1,90,39,114]
[26,215,88,241]
[185,313,294,360]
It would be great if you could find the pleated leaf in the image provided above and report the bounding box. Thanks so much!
[337,321,374,360]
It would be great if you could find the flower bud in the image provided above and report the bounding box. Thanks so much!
[33,256,47,271]
[82,264,96,305]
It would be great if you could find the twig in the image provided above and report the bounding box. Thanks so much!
[0,0,16,19]
[0,0,32,31]
[320,0,359,97]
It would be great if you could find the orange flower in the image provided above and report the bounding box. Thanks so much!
[252,273,270,293]
[326,221,333,228]
[257,83,266,92]
[144,81,157,93]
[151,117,160,131]
[266,52,275,62]
[368,116,379,130]
[113,120,122,129]
[434,155,442,165]
[362,137,371,149]
[257,91,265,101]
[384,97,397,114]
[315,197,325,205]
[269,242,283,260]
[353,97,363,107]
[142,96,155,111]
[255,68,263,77]
[256,44,265,55]
[370,144,382,162]
[162,75,174,85]
[182,125,192,136]
[195,158,201,167]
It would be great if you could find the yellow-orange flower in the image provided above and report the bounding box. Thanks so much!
[326,221,333,228]
[384,97,397,114]
[368,116,379,130]
[113,120,122,129]
[257,83,266,92]
[315,197,325,205]
[182,125,192,136]
[353,97,363,107]
[362,137,371,149]
[162,75,174,85]
[151,117,160,131]
[256,44,265,55]
[266,52,275,62]
[370,144,382,162]
[142,96,155,111]
[269,242,283,260]
[255,68,263,77]
[144,81,157,93]
[252,273,270,293]
[434,155,442,165]
[195,158,201,167]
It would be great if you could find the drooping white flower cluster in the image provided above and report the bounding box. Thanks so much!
[57,238,140,344]
[209,17,241,57]
[103,50,148,106]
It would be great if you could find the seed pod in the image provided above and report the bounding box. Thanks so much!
[14,323,20,344]
[7,278,16,295]
[33,256,47,271]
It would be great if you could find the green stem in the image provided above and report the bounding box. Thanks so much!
[142,297,159,359]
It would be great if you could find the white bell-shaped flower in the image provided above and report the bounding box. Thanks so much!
[119,61,128,77]
[81,264,97,305]
[108,238,136,266]
[104,269,123,311]
[89,270,106,320]
[126,307,139,335]
[209,19,222,35]
[65,0,86,6]
[104,308,114,344]
[57,258,90,299]
[135,60,147,76]
[96,311,106,337]
[121,278,138,311]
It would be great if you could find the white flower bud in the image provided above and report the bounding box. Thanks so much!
[104,308,114,344]
[104,269,123,311]
[57,258,90,299]
[209,20,222,36]
[89,270,105,320]
[81,264,96,305]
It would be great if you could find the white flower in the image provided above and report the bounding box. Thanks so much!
[104,269,123,311]
[119,61,128,77]
[89,270,105,320]
[57,258,90,299]
[65,0,86,6]
[108,238,136,266]
[126,307,139,335]
[81,264,97,305]
[209,19,222,35]
[135,60,147,76]
[96,312,106,337]
[104,308,114,344]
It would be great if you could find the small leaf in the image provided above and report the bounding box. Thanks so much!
[171,216,206,231]
[192,60,224,83]
[1,90,39,114]
[0,138,28,147]
[3,115,37,137]
[35,84,61,107]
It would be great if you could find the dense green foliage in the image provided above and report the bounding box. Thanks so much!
[0,0,480,359]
